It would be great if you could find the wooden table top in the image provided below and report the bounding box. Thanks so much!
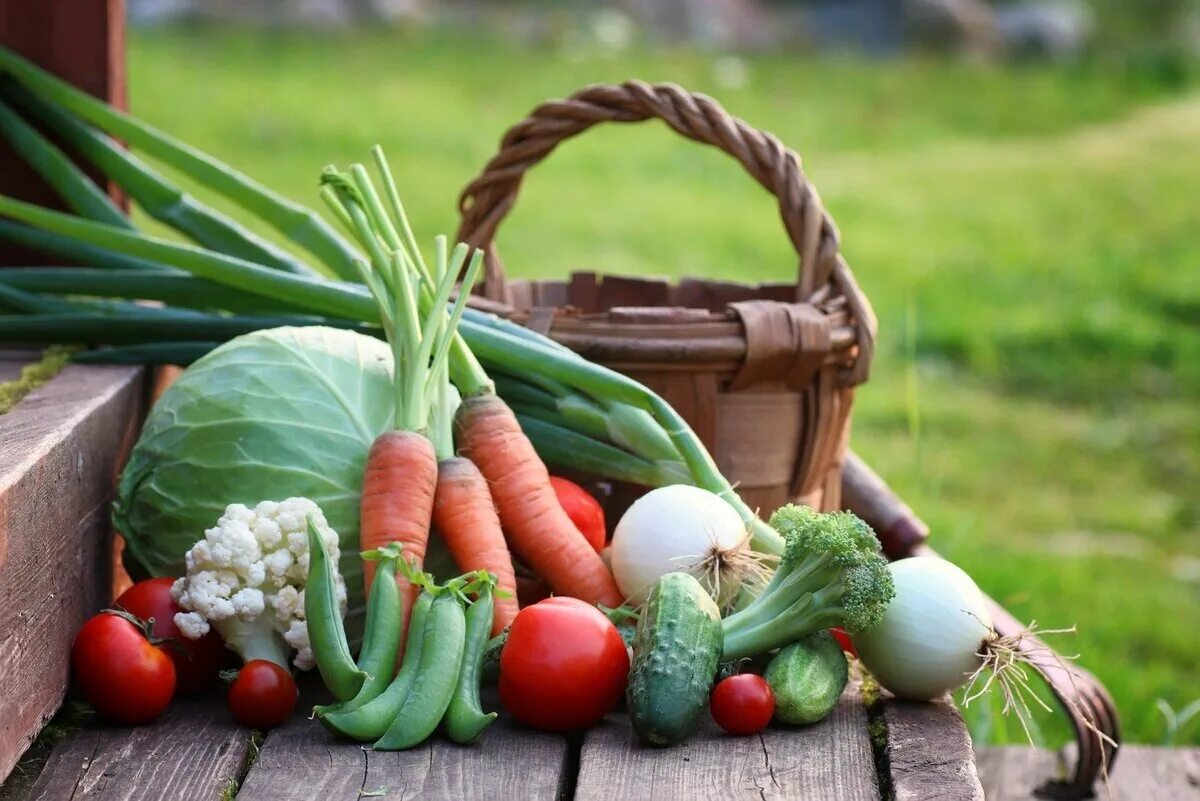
[5,676,984,801]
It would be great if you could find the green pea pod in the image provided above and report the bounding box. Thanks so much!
[373,593,466,750]
[319,590,435,741]
[305,516,365,702]
[443,586,498,744]
[313,557,403,717]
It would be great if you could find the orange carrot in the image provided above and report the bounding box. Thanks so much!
[432,456,519,634]
[456,393,624,608]
[360,429,438,640]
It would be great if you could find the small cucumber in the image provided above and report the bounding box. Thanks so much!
[626,572,723,746]
[764,631,848,725]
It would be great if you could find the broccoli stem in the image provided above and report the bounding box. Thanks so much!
[721,585,846,660]
[720,506,896,660]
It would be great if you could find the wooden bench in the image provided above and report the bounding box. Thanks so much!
[0,354,990,800]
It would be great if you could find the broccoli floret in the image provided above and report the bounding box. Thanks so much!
[720,506,894,659]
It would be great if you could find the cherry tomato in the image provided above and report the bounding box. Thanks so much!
[228,660,297,729]
[71,611,176,724]
[829,627,857,658]
[710,674,775,736]
[115,578,226,693]
[550,476,607,552]
[499,597,628,730]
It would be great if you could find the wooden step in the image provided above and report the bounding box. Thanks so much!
[12,696,254,801]
[0,360,145,783]
[977,745,1200,801]
[573,683,880,801]
[2,675,993,801]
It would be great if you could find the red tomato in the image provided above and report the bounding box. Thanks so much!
[115,578,226,693]
[710,674,775,736]
[829,627,857,658]
[72,611,176,724]
[550,476,606,552]
[228,660,297,729]
[499,597,629,730]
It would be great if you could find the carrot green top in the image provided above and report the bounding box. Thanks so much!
[320,149,481,436]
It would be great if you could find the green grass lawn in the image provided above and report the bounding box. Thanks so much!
[126,26,1199,745]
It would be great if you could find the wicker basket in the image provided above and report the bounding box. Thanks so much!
[456,80,876,519]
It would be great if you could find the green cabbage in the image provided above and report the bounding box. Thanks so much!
[115,326,395,616]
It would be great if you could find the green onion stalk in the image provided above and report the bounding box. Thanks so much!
[0,268,318,315]
[0,81,320,277]
[0,95,131,229]
[0,47,361,281]
[0,53,783,554]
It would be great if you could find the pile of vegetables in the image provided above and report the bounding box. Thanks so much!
[2,45,1094,752]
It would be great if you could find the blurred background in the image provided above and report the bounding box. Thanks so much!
[123,0,1198,745]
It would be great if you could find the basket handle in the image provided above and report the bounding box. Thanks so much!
[457,80,852,306]
[842,452,1121,795]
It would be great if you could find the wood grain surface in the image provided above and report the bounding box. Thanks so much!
[574,683,879,801]
[878,694,983,801]
[19,695,253,801]
[237,687,570,801]
[977,745,1200,801]
[0,364,144,783]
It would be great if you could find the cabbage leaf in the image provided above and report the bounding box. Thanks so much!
[114,326,395,617]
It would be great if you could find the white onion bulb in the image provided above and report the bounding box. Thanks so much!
[610,485,749,605]
[853,557,994,701]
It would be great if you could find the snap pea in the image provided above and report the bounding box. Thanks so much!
[313,556,403,717]
[319,590,435,741]
[373,593,466,750]
[305,516,365,702]
[443,586,498,744]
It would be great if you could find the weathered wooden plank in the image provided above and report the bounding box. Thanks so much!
[878,695,983,801]
[20,694,253,801]
[0,364,145,784]
[1107,746,1200,801]
[363,718,571,801]
[974,747,1061,801]
[977,746,1200,801]
[574,684,879,801]
[238,689,570,801]
[233,710,366,801]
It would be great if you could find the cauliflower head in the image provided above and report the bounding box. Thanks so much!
[171,497,346,670]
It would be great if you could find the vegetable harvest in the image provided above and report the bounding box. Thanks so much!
[0,47,1097,763]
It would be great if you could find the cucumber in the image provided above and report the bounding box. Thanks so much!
[626,572,723,746]
[764,631,848,725]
